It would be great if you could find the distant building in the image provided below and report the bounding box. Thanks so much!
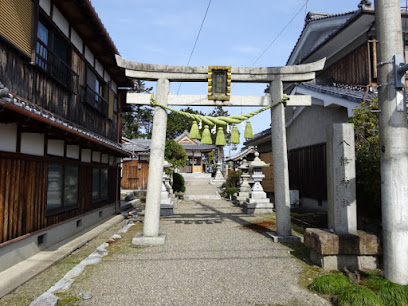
[175,131,215,174]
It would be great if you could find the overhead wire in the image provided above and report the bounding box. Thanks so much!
[177,0,212,95]
[250,1,309,67]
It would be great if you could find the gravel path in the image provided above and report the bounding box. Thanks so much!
[68,190,329,306]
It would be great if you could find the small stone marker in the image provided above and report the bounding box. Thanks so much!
[326,123,357,234]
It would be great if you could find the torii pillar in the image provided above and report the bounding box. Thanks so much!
[116,55,326,245]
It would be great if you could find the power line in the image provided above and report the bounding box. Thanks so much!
[177,0,212,94]
[251,1,308,67]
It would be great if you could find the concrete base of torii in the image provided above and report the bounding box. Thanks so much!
[132,233,166,247]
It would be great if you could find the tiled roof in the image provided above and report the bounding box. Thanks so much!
[245,128,272,145]
[0,86,131,156]
[124,138,215,152]
[181,143,215,151]
[125,139,151,152]
[246,82,378,145]
[226,146,256,162]
[297,82,378,103]
[287,10,359,65]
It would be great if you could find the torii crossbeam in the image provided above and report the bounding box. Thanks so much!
[116,55,326,245]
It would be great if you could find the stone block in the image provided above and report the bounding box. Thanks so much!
[243,200,274,214]
[310,251,379,271]
[304,228,381,256]
[267,231,303,243]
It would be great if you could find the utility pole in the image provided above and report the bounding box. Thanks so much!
[375,0,408,285]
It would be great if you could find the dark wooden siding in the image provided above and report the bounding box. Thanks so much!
[318,43,370,86]
[121,160,149,190]
[0,38,119,142]
[0,157,47,242]
[288,144,327,201]
[0,153,118,243]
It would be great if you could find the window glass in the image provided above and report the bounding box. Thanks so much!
[92,168,100,201]
[64,166,78,206]
[37,21,48,44]
[113,96,118,113]
[101,168,108,199]
[36,21,48,69]
[53,32,69,63]
[47,164,63,211]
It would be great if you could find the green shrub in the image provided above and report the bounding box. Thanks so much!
[226,170,241,188]
[226,187,239,197]
[337,286,382,306]
[365,275,408,306]
[311,274,352,295]
[172,173,185,193]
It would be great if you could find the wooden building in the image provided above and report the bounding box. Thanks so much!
[121,138,150,190]
[175,132,215,174]
[121,133,215,189]
[245,2,406,210]
[0,0,130,272]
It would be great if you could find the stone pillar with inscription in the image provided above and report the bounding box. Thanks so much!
[326,123,357,234]
[304,123,380,271]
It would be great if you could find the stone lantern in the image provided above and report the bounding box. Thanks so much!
[160,160,175,216]
[163,160,173,195]
[243,152,274,214]
[211,162,226,186]
[235,159,251,206]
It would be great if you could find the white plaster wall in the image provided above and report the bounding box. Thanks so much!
[52,6,69,37]
[104,72,111,83]
[39,0,51,15]
[139,155,149,161]
[20,133,44,156]
[81,149,91,162]
[0,123,17,152]
[84,46,94,66]
[111,81,117,94]
[66,145,80,159]
[109,156,115,166]
[0,205,115,273]
[95,59,103,78]
[286,105,348,151]
[101,154,109,164]
[47,139,64,156]
[70,28,83,52]
[92,151,101,163]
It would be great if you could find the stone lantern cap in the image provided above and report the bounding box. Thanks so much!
[249,152,269,169]
[238,159,249,170]
[163,160,171,168]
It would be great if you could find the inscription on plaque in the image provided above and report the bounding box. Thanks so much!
[208,66,231,101]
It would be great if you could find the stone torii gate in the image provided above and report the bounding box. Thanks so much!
[116,55,326,245]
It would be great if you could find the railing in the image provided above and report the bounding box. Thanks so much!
[35,40,78,93]
[84,85,109,117]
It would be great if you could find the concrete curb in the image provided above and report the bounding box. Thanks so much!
[0,214,125,298]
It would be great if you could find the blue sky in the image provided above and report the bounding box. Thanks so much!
[91,0,365,154]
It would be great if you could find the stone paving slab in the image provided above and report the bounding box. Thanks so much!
[64,196,329,305]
